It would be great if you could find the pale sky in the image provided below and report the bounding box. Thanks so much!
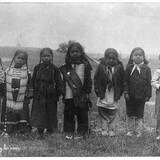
[0,2,160,57]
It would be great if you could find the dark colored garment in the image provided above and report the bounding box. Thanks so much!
[60,62,92,135]
[11,78,20,102]
[124,64,152,99]
[124,64,152,119]
[30,63,63,130]
[60,62,92,97]
[94,59,124,101]
[63,99,88,134]
[126,97,146,118]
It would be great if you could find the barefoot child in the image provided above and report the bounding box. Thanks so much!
[30,48,63,139]
[94,48,124,137]
[1,50,32,135]
[60,42,92,140]
[124,47,152,137]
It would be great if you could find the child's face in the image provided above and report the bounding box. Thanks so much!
[14,53,26,68]
[132,50,144,64]
[105,53,117,67]
[41,51,52,64]
[70,46,81,60]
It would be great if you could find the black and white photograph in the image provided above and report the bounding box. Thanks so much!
[0,0,159,157]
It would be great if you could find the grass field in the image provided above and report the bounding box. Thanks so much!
[0,46,160,157]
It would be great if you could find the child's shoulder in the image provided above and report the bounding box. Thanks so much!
[59,63,66,69]
[141,64,151,70]
[154,68,160,73]
[125,64,134,70]
[33,64,40,69]
[52,63,59,69]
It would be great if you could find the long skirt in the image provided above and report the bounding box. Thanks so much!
[30,94,58,130]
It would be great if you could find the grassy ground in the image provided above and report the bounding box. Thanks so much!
[0,47,160,156]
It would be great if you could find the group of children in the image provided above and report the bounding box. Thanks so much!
[0,42,159,140]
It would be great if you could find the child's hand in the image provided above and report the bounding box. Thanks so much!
[124,93,129,101]
[62,98,65,104]
[26,89,33,99]
[86,94,90,99]
[95,90,99,97]
[145,97,150,102]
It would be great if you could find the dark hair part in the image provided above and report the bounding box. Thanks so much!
[127,47,149,65]
[39,47,53,64]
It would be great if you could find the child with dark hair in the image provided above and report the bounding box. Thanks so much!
[30,48,63,139]
[124,47,152,137]
[1,50,32,136]
[94,48,124,137]
[59,42,92,140]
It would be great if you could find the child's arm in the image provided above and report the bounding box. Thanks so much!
[94,65,101,97]
[119,64,125,96]
[55,67,64,101]
[83,64,92,95]
[25,71,33,99]
[32,65,38,90]
[0,58,5,97]
[151,68,160,90]
[124,66,130,100]
[0,70,5,97]
[124,67,130,93]
[146,67,152,100]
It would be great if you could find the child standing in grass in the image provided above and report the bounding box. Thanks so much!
[30,48,63,139]
[94,48,124,137]
[124,47,152,138]
[151,65,160,140]
[0,50,32,136]
[60,42,92,140]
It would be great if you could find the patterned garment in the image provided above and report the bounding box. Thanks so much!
[6,65,29,111]
[0,69,5,83]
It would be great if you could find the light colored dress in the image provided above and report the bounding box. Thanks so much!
[151,68,160,134]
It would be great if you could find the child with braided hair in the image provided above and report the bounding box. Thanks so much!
[30,48,63,139]
[1,50,32,136]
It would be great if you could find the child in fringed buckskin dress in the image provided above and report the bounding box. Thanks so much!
[0,50,32,136]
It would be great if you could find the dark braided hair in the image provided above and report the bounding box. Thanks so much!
[9,50,28,71]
